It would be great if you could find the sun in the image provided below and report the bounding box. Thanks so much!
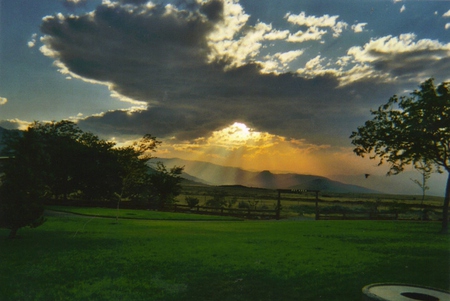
[227,122,253,142]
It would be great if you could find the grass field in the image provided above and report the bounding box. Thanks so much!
[47,206,241,221]
[0,209,449,301]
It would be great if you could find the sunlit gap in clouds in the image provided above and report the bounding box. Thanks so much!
[195,122,270,169]
[158,121,337,177]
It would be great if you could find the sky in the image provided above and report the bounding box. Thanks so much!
[1,0,449,195]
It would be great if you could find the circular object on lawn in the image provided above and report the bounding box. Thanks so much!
[362,283,450,301]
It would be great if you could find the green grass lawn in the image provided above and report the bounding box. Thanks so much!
[47,206,241,221]
[0,212,448,301]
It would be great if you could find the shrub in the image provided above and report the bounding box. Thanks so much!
[186,197,199,208]
[238,201,250,209]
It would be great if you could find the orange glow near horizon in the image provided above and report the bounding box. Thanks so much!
[156,121,384,177]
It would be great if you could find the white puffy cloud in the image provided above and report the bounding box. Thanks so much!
[400,5,406,13]
[261,50,304,73]
[289,33,450,86]
[0,118,31,130]
[286,27,327,43]
[345,33,450,83]
[27,33,37,48]
[206,1,269,68]
[446,23,450,30]
[351,22,367,33]
[348,34,450,62]
[443,10,450,17]
[263,29,290,41]
[285,11,348,38]
[0,97,7,105]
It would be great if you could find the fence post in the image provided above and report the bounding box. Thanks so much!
[315,191,319,220]
[276,190,281,220]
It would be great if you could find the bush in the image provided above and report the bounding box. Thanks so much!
[226,197,237,208]
[290,205,315,215]
[206,192,227,208]
[186,197,199,208]
[320,205,348,214]
[238,201,250,209]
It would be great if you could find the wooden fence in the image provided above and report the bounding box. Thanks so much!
[45,188,445,221]
[277,189,444,221]
[316,203,443,221]
[168,204,277,219]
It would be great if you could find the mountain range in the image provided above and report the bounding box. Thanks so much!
[154,158,379,194]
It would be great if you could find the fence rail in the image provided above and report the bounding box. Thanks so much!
[45,191,445,221]
[169,204,277,219]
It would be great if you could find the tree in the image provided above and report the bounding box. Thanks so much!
[410,160,433,203]
[0,183,46,239]
[148,162,184,209]
[0,130,47,238]
[114,134,161,202]
[1,120,162,204]
[350,78,450,233]
[185,197,200,208]
[112,135,160,219]
[31,120,84,200]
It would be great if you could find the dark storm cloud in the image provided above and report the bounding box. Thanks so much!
[40,0,414,143]
[370,49,450,80]
[199,0,223,22]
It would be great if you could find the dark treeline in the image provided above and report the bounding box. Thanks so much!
[0,120,183,238]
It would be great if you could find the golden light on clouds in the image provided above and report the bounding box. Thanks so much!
[156,121,379,176]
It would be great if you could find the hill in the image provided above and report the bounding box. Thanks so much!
[156,158,379,193]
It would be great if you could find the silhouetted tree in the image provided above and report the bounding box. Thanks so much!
[410,160,433,203]
[0,120,184,236]
[350,78,450,233]
[113,135,161,219]
[148,162,184,209]
[0,130,47,238]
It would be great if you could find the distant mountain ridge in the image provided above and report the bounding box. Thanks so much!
[156,158,379,194]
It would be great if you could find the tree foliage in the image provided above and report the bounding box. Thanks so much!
[350,78,450,233]
[148,162,184,209]
[0,120,177,237]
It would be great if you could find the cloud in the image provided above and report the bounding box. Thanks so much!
[285,11,348,38]
[0,97,7,105]
[27,33,37,48]
[400,5,405,13]
[261,50,304,73]
[286,27,327,43]
[156,122,389,177]
[40,0,448,145]
[263,29,290,40]
[446,23,450,30]
[443,10,450,17]
[0,119,31,130]
[351,23,367,33]
[63,0,87,8]
[345,33,450,83]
